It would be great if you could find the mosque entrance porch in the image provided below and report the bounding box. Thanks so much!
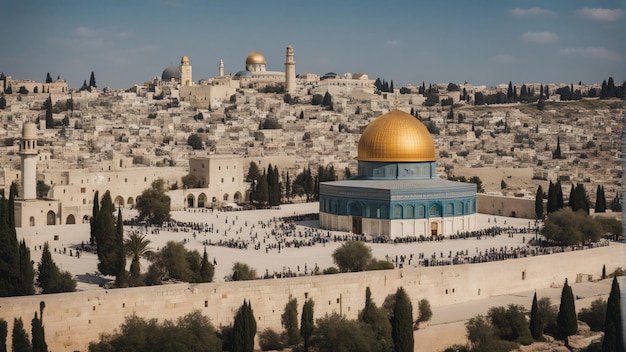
[352,217,362,235]
[430,221,438,237]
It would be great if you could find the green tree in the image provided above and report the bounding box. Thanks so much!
[541,208,601,245]
[90,191,99,245]
[391,287,413,352]
[0,318,7,352]
[181,173,198,189]
[358,287,393,351]
[187,134,202,150]
[114,208,126,286]
[136,179,171,225]
[537,297,558,337]
[89,71,96,88]
[45,73,52,84]
[332,241,373,272]
[416,299,432,325]
[146,241,204,284]
[256,170,269,207]
[610,193,621,212]
[18,240,35,296]
[12,318,31,352]
[487,305,532,344]
[301,299,314,352]
[292,167,314,202]
[537,98,545,110]
[124,233,153,287]
[37,242,75,294]
[31,310,47,352]
[44,95,53,129]
[465,315,517,352]
[233,300,256,352]
[281,297,301,346]
[529,292,542,341]
[246,162,261,204]
[94,192,125,286]
[229,262,257,281]
[578,298,606,332]
[199,247,214,282]
[602,277,623,352]
[535,186,544,220]
[557,279,577,346]
[258,328,283,351]
[595,185,607,213]
[310,313,379,352]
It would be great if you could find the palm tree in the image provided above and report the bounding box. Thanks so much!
[124,233,153,286]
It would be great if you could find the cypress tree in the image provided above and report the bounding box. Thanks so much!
[11,318,31,352]
[31,311,47,352]
[114,207,126,286]
[37,243,57,294]
[0,318,7,352]
[301,299,314,352]
[575,183,589,214]
[285,172,291,202]
[199,247,214,282]
[556,180,564,210]
[553,136,562,159]
[391,287,414,352]
[595,185,606,213]
[90,191,99,245]
[281,297,300,346]
[529,292,543,340]
[17,240,34,296]
[569,184,577,211]
[273,165,281,205]
[0,183,22,296]
[89,71,96,88]
[547,181,555,214]
[96,191,119,279]
[602,276,623,352]
[45,73,52,84]
[233,300,256,352]
[44,95,53,129]
[557,279,577,346]
[535,186,544,219]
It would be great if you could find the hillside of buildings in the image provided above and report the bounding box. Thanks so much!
[0,74,622,209]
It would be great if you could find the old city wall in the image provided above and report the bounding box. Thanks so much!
[0,244,621,352]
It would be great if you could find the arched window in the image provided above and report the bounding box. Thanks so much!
[430,205,441,217]
[455,202,462,214]
[417,205,425,218]
[394,205,402,218]
[446,204,453,215]
[405,205,414,218]
[380,205,389,219]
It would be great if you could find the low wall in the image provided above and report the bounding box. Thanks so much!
[0,244,622,352]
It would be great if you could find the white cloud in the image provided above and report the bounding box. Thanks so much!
[385,40,400,47]
[559,46,620,62]
[521,32,558,44]
[578,7,623,22]
[510,7,554,16]
[492,54,517,64]
[74,26,99,37]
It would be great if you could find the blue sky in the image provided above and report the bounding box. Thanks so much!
[1,0,623,89]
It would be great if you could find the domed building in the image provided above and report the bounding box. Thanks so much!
[319,110,477,238]
[233,50,286,89]
[161,65,181,82]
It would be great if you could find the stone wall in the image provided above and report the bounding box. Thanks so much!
[0,244,621,352]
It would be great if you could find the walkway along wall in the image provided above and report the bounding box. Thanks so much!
[0,244,622,352]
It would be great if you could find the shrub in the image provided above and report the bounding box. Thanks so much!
[259,328,284,351]
[578,298,606,331]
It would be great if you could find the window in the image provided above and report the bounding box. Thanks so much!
[405,205,414,218]
[81,188,86,193]
[394,205,402,218]
[221,178,224,183]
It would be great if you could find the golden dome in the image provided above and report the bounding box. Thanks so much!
[357,110,436,162]
[246,51,266,65]
[181,55,189,64]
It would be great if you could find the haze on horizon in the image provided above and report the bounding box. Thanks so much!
[0,0,623,89]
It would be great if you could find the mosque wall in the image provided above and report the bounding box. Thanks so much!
[0,244,620,352]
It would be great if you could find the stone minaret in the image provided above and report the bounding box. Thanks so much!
[180,55,192,86]
[285,45,296,93]
[19,122,38,200]
[219,59,224,77]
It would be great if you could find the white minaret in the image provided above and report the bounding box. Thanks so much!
[19,122,38,200]
[180,55,192,86]
[285,45,296,93]
[219,59,224,77]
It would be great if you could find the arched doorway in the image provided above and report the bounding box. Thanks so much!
[127,197,134,208]
[186,194,195,208]
[350,202,363,234]
[430,222,438,237]
[223,193,229,202]
[47,211,56,225]
[234,192,242,203]
[66,214,76,224]
[114,196,125,208]
[198,193,207,208]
